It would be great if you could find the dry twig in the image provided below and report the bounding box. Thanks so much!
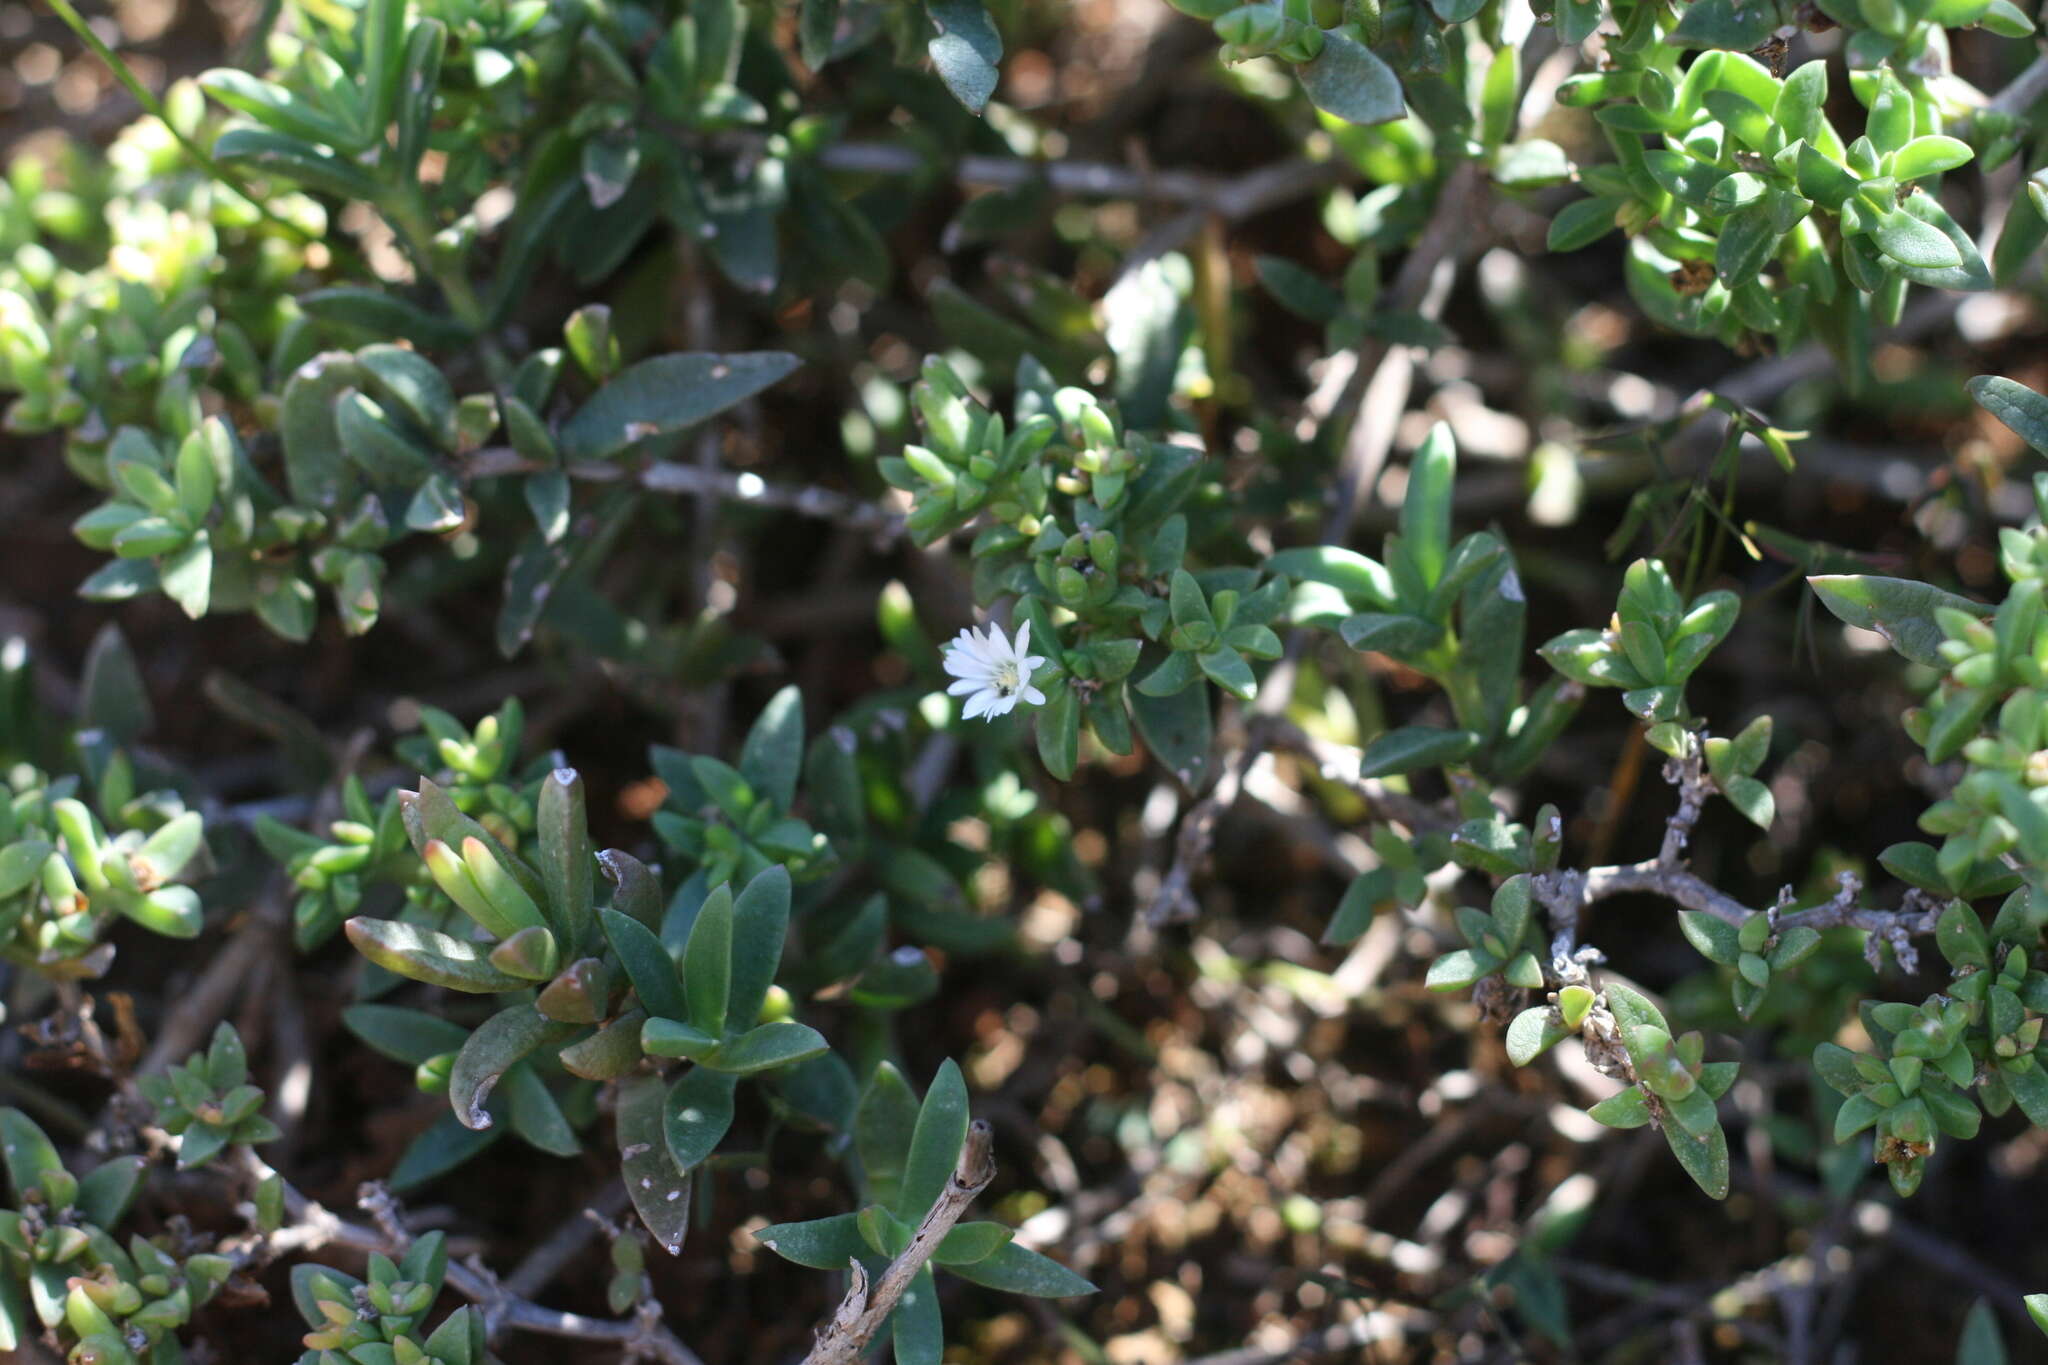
[798,1121,998,1365]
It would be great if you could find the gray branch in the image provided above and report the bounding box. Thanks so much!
[232,1152,705,1365]
[800,1121,997,1365]
[1538,753,1943,971]
[462,448,906,543]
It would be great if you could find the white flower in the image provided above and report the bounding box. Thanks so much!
[943,620,1047,721]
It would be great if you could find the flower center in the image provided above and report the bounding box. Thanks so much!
[991,661,1021,698]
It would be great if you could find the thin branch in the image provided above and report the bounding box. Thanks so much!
[799,1121,997,1365]
[503,1182,631,1300]
[461,448,905,542]
[812,142,1347,213]
[232,1152,706,1365]
[1986,50,2048,117]
[1141,167,1487,924]
[1260,718,1460,833]
[1536,751,1943,971]
[1311,160,1485,540]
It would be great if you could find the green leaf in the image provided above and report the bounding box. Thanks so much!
[1265,546,1396,609]
[1424,948,1497,990]
[1338,612,1442,657]
[558,352,802,460]
[1196,646,1257,700]
[932,1220,1014,1266]
[1794,145,1861,210]
[79,624,153,743]
[135,811,205,884]
[538,769,594,953]
[421,1307,481,1365]
[1723,775,1775,829]
[757,1213,866,1269]
[74,1157,144,1229]
[1892,135,1973,180]
[1399,423,1455,589]
[892,1266,944,1365]
[1324,868,1393,945]
[1886,193,1990,291]
[1678,911,1741,965]
[1547,194,1622,252]
[1253,256,1343,323]
[360,0,406,132]
[211,126,382,200]
[617,1074,692,1255]
[603,908,687,1020]
[448,1006,572,1132]
[160,533,212,619]
[1672,0,1781,47]
[800,0,840,68]
[1104,257,1187,430]
[343,917,531,993]
[728,865,792,1031]
[1296,32,1405,126]
[1036,680,1080,779]
[1602,980,1669,1035]
[0,1110,62,1204]
[342,1004,471,1065]
[945,1241,1095,1296]
[1356,725,1479,778]
[197,68,367,150]
[737,687,804,810]
[389,1112,500,1191]
[299,287,473,348]
[663,1066,739,1172]
[1956,1299,2009,1365]
[682,883,733,1037]
[1129,683,1212,788]
[1715,203,1779,289]
[495,530,574,658]
[1969,376,2048,456]
[1808,574,1989,666]
[1873,205,1962,268]
[897,1059,968,1220]
[394,20,445,177]
[500,1062,579,1156]
[1505,1008,1571,1066]
[336,390,435,482]
[712,1020,829,1073]
[1663,1120,1731,1199]
[855,1062,920,1209]
[926,0,1002,114]
[1586,1088,1652,1129]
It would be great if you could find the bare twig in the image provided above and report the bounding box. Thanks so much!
[676,122,1352,217]
[797,1121,998,1365]
[137,896,285,1078]
[1142,167,1488,924]
[1311,160,1485,539]
[503,1182,632,1300]
[232,1150,706,1365]
[461,448,906,543]
[1986,51,2048,117]
[1535,753,1942,968]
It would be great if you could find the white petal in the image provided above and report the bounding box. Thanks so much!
[1012,619,1032,659]
[962,690,993,720]
[985,692,1018,718]
[1020,653,1047,674]
[1020,685,1046,706]
[946,677,982,696]
[943,655,990,682]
